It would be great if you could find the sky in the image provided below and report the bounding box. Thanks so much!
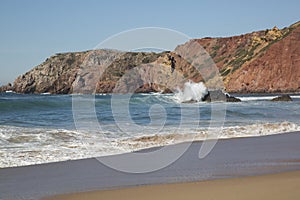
[0,0,299,85]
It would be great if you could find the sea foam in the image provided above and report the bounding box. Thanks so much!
[1,122,299,168]
[174,81,208,103]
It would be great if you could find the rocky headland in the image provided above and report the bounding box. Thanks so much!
[1,21,300,95]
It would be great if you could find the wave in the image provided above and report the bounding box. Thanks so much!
[237,94,300,101]
[1,122,299,168]
[237,96,277,101]
[291,95,300,99]
[0,101,71,111]
[0,125,124,168]
[0,96,72,111]
[118,121,300,151]
[5,90,15,94]
[174,81,208,103]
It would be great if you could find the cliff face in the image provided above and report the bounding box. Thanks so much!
[226,24,300,93]
[5,21,300,94]
[74,50,203,94]
[12,50,202,94]
[13,52,87,94]
[193,21,300,93]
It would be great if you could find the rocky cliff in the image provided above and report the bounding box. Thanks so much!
[12,51,87,94]
[2,21,300,94]
[226,23,300,93]
[194,21,300,93]
[12,49,203,94]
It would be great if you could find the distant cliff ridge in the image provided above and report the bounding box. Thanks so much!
[2,21,300,94]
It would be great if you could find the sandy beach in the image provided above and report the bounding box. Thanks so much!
[45,170,300,200]
[1,132,300,200]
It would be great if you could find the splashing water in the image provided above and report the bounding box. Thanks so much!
[174,81,208,103]
[1,92,300,168]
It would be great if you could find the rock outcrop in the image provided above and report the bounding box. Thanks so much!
[271,94,293,102]
[13,51,88,94]
[0,83,13,93]
[203,90,241,102]
[6,21,300,95]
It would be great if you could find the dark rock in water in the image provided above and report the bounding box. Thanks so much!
[181,100,198,103]
[226,96,242,102]
[271,94,292,101]
[203,90,241,102]
[202,90,225,102]
[0,83,13,93]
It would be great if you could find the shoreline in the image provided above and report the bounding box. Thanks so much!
[1,121,300,169]
[1,131,300,200]
[1,128,298,170]
[44,169,300,200]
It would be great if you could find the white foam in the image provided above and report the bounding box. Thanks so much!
[238,95,300,101]
[174,81,208,103]
[5,90,14,93]
[237,96,277,101]
[118,122,300,152]
[291,95,300,99]
[1,122,299,168]
[0,126,123,168]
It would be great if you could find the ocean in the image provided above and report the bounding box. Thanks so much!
[1,91,300,168]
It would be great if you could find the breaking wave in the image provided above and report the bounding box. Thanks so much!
[1,122,299,168]
[118,121,300,151]
[174,81,208,103]
[237,94,300,101]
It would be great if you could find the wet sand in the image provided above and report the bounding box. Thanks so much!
[1,132,300,200]
[45,170,300,200]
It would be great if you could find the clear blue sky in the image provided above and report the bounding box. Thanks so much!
[0,0,299,85]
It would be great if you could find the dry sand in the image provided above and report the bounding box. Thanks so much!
[45,170,300,200]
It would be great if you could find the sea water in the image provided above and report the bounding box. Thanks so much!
[1,88,300,168]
